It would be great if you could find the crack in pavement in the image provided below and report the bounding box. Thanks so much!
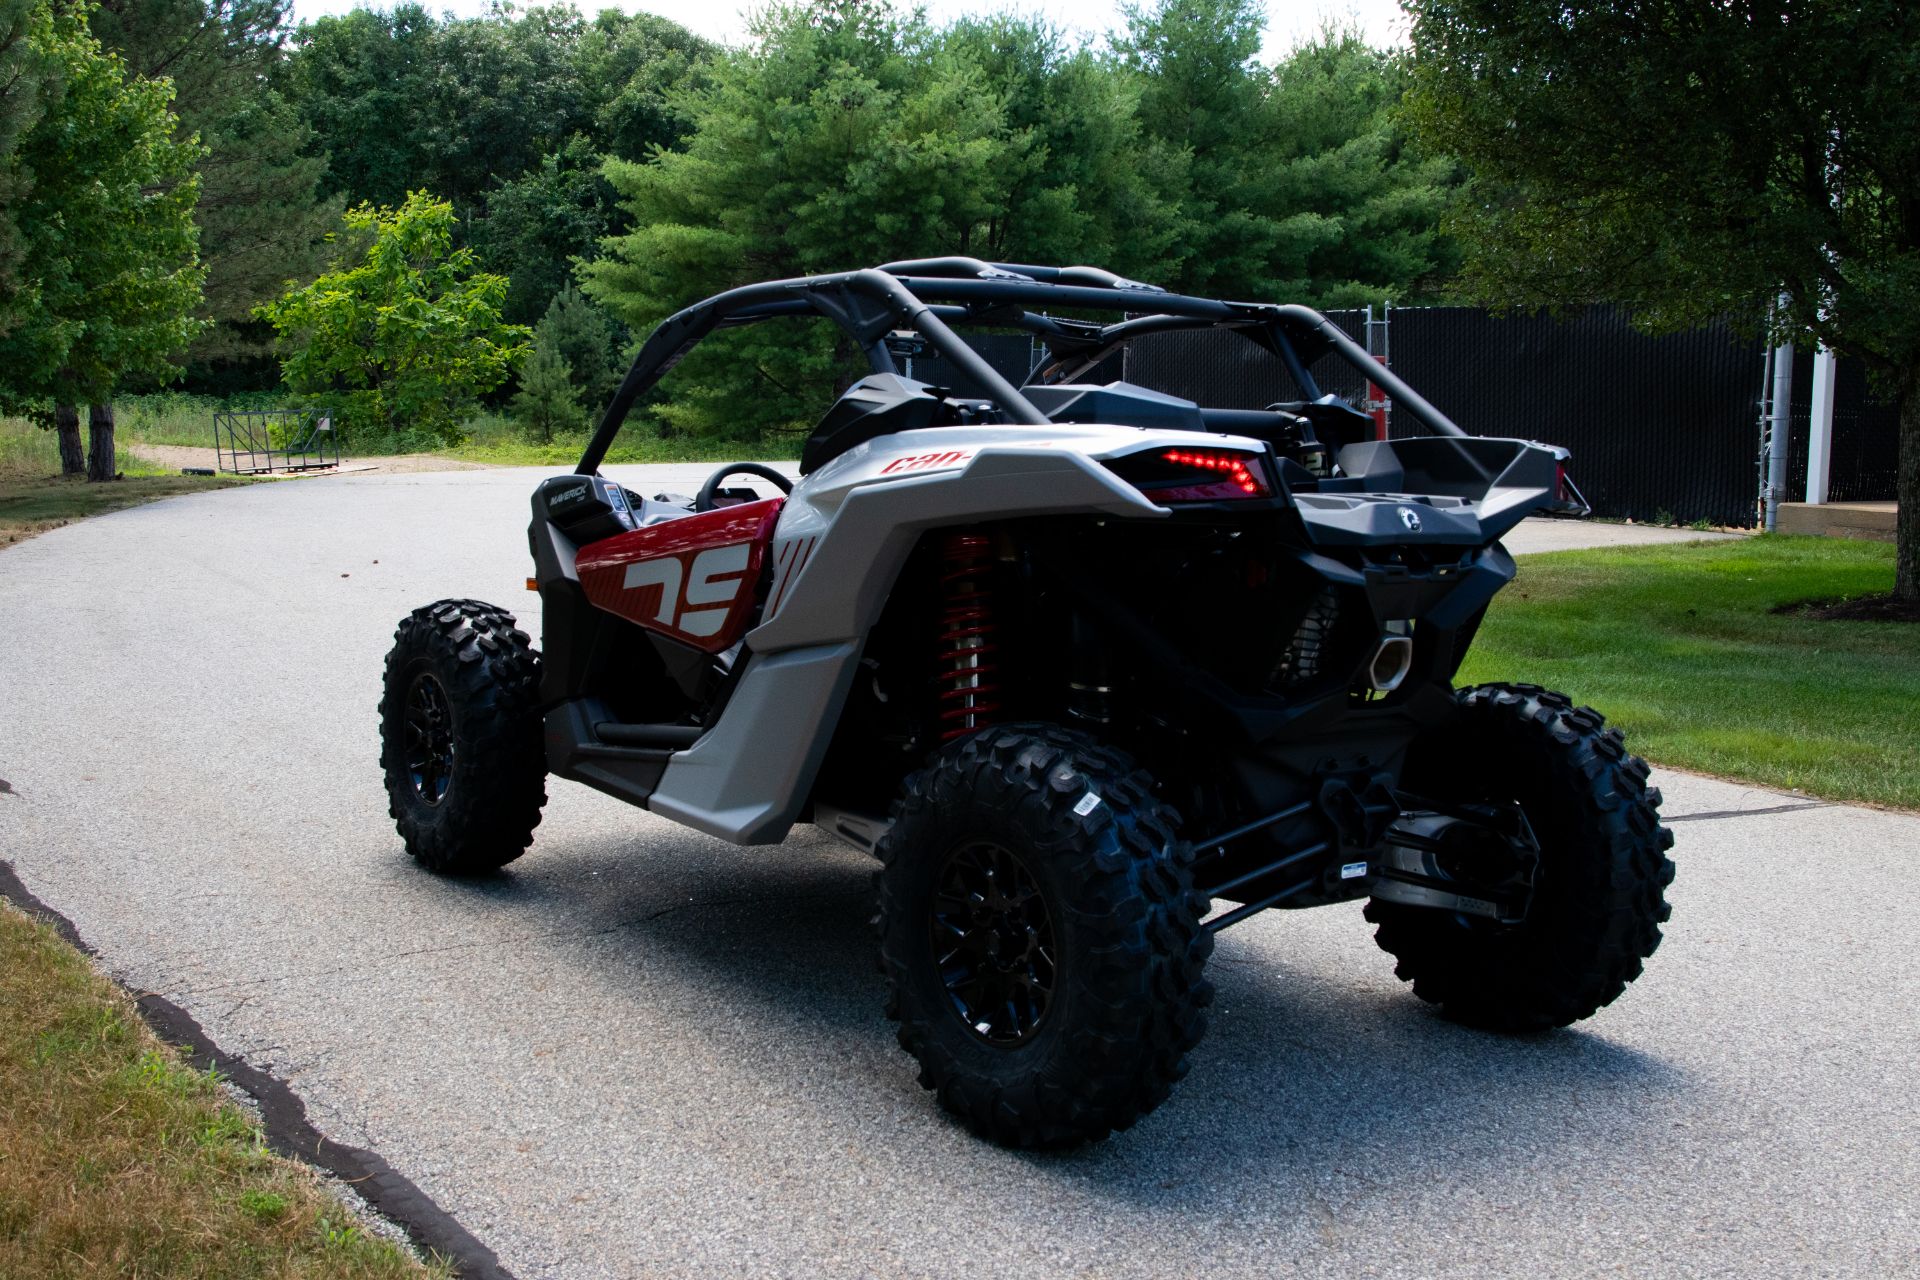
[1664,801,1831,823]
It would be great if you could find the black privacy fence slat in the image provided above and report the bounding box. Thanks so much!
[1121,305,1899,528]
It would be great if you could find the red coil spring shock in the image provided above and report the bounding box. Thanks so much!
[935,531,1002,742]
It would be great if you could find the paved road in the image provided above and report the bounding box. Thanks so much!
[2,469,1909,1280]
[1503,516,1742,554]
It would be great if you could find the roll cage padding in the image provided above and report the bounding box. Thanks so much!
[574,259,1465,477]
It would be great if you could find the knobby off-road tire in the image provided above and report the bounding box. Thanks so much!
[874,724,1213,1148]
[379,599,547,874]
[1365,683,1675,1031]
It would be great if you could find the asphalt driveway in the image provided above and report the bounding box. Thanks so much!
[0,468,1909,1279]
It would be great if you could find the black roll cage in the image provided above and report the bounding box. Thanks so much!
[575,257,1465,476]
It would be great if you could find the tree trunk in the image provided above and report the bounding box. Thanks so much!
[86,403,116,483]
[1898,366,1920,600]
[54,403,84,475]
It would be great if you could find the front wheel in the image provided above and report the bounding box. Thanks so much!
[874,724,1213,1148]
[1366,683,1675,1031]
[378,599,547,874]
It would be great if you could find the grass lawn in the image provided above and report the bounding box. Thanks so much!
[1,417,245,547]
[0,901,443,1278]
[1458,534,1919,809]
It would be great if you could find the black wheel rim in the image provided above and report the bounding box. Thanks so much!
[930,840,1056,1046]
[404,673,454,806]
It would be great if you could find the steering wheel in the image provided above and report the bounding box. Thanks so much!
[694,462,794,512]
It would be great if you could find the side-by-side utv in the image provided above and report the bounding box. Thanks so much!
[380,258,1675,1147]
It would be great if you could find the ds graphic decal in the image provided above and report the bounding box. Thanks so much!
[575,498,784,652]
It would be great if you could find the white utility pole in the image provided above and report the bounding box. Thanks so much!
[1805,347,1836,505]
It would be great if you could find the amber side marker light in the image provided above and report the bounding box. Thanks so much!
[526,577,539,592]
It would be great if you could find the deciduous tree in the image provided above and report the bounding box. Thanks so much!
[1405,0,1920,599]
[472,140,622,325]
[0,0,55,342]
[256,191,528,442]
[287,4,712,213]
[288,4,713,329]
[0,0,204,479]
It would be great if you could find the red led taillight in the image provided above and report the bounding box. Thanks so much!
[1161,449,1270,497]
[1102,446,1274,503]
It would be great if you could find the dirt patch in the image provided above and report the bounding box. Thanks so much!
[129,442,491,477]
[1771,593,1920,623]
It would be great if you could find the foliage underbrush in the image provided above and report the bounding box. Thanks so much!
[0,414,171,477]
[107,395,800,464]
[453,412,796,465]
[112,392,292,448]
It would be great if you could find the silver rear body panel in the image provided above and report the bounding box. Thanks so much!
[642,423,1253,843]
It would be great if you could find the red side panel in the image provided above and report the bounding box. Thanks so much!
[575,498,784,653]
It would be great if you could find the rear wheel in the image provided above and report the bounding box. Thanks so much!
[1366,683,1675,1030]
[874,724,1213,1148]
[379,599,546,874]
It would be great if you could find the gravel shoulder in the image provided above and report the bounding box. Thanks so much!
[1,471,1908,1280]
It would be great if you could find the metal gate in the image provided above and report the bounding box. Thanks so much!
[214,409,341,475]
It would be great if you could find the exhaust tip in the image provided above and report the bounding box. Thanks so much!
[1367,634,1414,693]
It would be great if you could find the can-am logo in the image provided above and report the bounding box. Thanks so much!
[881,449,973,475]
[1399,507,1423,532]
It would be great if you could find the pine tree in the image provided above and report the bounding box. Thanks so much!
[539,283,620,414]
[511,322,581,444]
[89,0,337,380]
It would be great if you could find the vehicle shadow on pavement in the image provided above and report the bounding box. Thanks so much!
[431,827,889,1037]
[433,828,1687,1207]
[1031,960,1686,1210]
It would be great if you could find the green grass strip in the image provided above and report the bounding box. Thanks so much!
[1459,534,1917,809]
